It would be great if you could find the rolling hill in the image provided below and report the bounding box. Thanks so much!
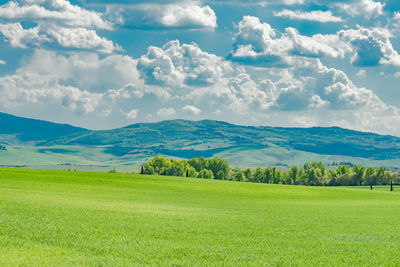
[44,119,400,160]
[1,112,400,169]
[0,112,88,144]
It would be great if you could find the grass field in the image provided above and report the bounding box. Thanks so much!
[1,168,400,266]
[2,145,400,173]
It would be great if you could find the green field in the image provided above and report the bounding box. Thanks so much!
[1,168,400,265]
[2,145,400,173]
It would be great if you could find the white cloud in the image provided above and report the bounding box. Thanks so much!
[137,40,232,87]
[0,23,47,48]
[274,10,343,23]
[0,23,120,53]
[202,0,304,5]
[0,59,5,65]
[356,70,366,77]
[135,40,399,135]
[106,2,217,30]
[18,50,140,92]
[182,105,201,115]
[231,16,400,67]
[0,49,145,127]
[125,109,138,119]
[285,28,348,58]
[339,27,400,66]
[159,4,217,29]
[0,72,102,115]
[157,107,176,118]
[0,0,112,29]
[336,0,384,18]
[230,16,349,65]
[1,36,400,135]
[46,25,121,53]
[282,0,304,4]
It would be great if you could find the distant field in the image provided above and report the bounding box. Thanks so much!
[1,168,400,265]
[1,145,400,173]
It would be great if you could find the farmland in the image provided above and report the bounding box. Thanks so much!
[1,168,400,265]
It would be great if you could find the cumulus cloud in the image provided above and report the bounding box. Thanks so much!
[0,23,120,53]
[182,105,201,115]
[230,16,288,65]
[282,0,304,4]
[230,16,349,65]
[0,59,5,65]
[356,70,366,77]
[0,0,112,29]
[17,50,139,92]
[157,107,176,118]
[124,109,138,119]
[1,38,400,135]
[137,40,232,87]
[106,2,217,30]
[0,49,145,126]
[231,16,400,67]
[273,10,343,23]
[339,27,400,66]
[0,23,47,48]
[0,1,121,53]
[135,40,398,134]
[0,72,102,115]
[335,0,384,18]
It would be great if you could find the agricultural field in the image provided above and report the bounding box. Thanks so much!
[1,168,400,265]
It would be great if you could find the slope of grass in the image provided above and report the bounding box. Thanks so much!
[1,168,400,265]
[1,145,400,172]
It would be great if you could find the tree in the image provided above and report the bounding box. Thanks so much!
[186,166,198,178]
[352,165,365,186]
[364,167,376,189]
[265,168,274,184]
[231,167,244,182]
[208,158,230,180]
[197,169,214,179]
[243,168,252,182]
[143,156,172,175]
[288,166,299,185]
[253,168,265,183]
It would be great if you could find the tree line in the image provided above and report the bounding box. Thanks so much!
[141,156,400,189]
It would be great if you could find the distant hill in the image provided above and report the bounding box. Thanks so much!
[0,112,88,144]
[1,112,400,168]
[44,119,400,160]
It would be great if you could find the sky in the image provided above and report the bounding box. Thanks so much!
[1,0,400,136]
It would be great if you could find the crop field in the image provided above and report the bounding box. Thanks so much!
[1,168,400,265]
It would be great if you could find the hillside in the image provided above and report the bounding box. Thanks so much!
[0,112,88,144]
[45,119,400,160]
[1,112,400,168]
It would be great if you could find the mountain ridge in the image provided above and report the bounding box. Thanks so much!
[0,112,88,144]
[1,112,400,164]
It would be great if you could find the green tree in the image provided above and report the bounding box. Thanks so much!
[288,166,299,185]
[231,167,244,182]
[197,169,214,179]
[243,168,252,182]
[166,164,185,177]
[253,168,265,183]
[352,165,365,186]
[364,167,376,189]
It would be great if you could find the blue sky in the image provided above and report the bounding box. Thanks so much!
[1,0,400,136]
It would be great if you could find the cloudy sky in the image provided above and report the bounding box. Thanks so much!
[1,0,400,135]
